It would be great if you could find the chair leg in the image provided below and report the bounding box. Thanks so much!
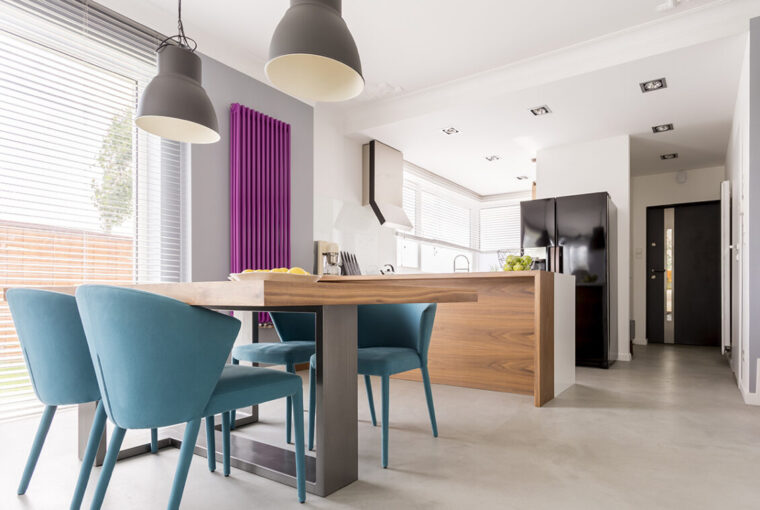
[291,386,306,503]
[70,401,106,509]
[364,375,377,426]
[205,415,216,472]
[381,375,390,469]
[420,365,438,438]
[308,364,315,451]
[90,426,126,510]
[285,362,295,444]
[150,427,159,453]
[18,404,56,495]
[221,412,231,477]
[230,358,239,429]
[167,419,201,510]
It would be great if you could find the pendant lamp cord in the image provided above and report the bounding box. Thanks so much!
[156,0,197,52]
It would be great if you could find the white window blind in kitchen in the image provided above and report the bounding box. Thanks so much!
[0,0,185,420]
[418,190,471,248]
[479,204,522,251]
[401,173,472,249]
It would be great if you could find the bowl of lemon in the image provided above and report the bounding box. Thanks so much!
[229,267,320,283]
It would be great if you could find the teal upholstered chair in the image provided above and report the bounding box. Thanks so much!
[5,288,158,503]
[74,285,305,509]
[308,303,438,468]
[230,311,315,443]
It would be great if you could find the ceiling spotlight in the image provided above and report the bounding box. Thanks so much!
[442,127,459,135]
[485,155,500,162]
[660,153,679,160]
[530,105,552,116]
[652,123,674,133]
[516,175,530,180]
[640,78,667,93]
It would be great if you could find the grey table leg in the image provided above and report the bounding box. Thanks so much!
[314,304,358,496]
[230,311,259,427]
[78,401,106,466]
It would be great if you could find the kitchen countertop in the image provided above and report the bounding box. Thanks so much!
[319,270,545,281]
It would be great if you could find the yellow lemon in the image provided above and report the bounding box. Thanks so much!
[242,269,254,273]
[271,267,288,273]
[287,267,308,275]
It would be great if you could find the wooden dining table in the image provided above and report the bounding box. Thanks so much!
[35,279,477,497]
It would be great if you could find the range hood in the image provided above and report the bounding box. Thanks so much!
[362,140,413,230]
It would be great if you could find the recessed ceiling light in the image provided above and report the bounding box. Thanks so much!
[442,127,459,135]
[530,105,551,116]
[660,153,679,160]
[485,155,500,162]
[516,175,530,180]
[640,78,667,93]
[652,123,674,133]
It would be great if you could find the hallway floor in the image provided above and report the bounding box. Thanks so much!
[1,344,758,509]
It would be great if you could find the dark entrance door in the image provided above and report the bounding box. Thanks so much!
[646,201,721,346]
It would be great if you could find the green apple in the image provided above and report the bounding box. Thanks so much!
[513,263,525,271]
[521,255,533,267]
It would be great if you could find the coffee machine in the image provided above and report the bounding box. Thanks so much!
[315,240,341,276]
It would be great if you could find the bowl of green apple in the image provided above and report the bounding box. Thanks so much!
[503,254,533,272]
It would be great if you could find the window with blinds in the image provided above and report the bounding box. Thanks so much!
[479,205,522,251]
[397,167,531,272]
[397,172,474,271]
[0,0,184,420]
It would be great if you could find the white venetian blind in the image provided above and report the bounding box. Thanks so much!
[0,0,184,420]
[479,204,522,251]
[418,191,471,247]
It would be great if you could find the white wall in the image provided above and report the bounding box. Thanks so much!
[629,166,726,345]
[313,105,397,274]
[535,135,631,360]
[726,35,752,399]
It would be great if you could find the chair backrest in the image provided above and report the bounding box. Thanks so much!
[358,303,437,361]
[6,288,101,406]
[270,312,315,342]
[75,285,241,429]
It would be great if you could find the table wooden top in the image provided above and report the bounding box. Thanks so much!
[5,280,477,309]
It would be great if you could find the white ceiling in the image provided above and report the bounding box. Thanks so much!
[361,34,746,194]
[100,0,754,194]
[101,0,719,99]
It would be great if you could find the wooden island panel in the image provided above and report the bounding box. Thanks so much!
[320,271,568,406]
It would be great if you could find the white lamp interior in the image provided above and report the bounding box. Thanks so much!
[265,53,364,102]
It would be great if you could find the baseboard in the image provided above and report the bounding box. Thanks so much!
[632,338,647,346]
[617,352,632,362]
[739,385,760,405]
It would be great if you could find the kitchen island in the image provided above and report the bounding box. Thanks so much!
[320,271,575,406]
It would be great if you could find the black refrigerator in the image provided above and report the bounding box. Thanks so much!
[521,192,618,368]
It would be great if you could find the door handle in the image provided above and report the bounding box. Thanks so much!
[650,269,666,273]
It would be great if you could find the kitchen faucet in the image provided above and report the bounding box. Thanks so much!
[453,254,470,273]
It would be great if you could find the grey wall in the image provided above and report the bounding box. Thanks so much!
[190,54,314,282]
[749,17,760,392]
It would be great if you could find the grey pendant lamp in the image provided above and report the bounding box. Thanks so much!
[266,0,364,102]
[136,0,219,144]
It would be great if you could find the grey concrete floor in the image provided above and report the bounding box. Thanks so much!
[1,344,759,509]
